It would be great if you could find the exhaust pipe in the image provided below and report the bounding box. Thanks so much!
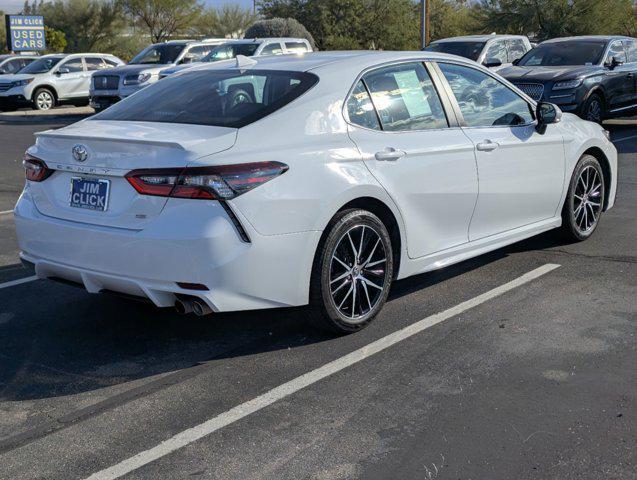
[175,297,194,315]
[192,299,213,317]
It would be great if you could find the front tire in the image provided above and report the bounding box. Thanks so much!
[561,154,605,241]
[582,93,604,123]
[33,88,55,111]
[309,209,393,334]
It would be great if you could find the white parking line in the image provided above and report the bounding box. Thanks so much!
[0,275,38,290]
[85,263,561,480]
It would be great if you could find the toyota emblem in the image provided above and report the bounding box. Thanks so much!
[72,144,89,162]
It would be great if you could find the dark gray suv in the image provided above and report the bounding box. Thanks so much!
[499,35,637,123]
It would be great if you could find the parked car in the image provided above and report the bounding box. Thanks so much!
[15,51,616,333]
[499,35,637,123]
[158,38,314,79]
[89,39,227,112]
[0,54,38,75]
[424,34,532,71]
[0,53,124,111]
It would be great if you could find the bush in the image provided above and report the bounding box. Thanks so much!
[244,18,316,49]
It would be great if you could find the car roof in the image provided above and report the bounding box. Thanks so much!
[190,50,477,74]
[541,35,634,44]
[431,34,527,43]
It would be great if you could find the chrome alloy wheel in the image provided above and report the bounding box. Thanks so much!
[586,97,602,123]
[329,225,389,322]
[574,165,603,233]
[36,91,53,110]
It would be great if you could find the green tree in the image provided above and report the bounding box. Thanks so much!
[23,0,123,52]
[259,0,420,50]
[245,18,315,47]
[44,26,66,52]
[473,0,635,41]
[119,0,203,43]
[0,11,6,53]
[192,4,257,39]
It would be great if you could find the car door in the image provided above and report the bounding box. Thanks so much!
[346,61,478,259]
[435,61,565,241]
[622,39,637,105]
[53,57,86,99]
[603,40,632,110]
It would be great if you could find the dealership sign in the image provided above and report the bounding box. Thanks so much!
[4,15,46,51]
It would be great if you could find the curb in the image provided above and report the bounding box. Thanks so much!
[0,113,92,124]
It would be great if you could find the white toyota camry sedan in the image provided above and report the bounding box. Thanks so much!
[14,51,617,333]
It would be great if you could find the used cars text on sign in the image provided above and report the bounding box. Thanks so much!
[4,15,46,51]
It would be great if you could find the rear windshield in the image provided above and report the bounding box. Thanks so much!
[518,41,607,66]
[92,69,319,128]
[425,41,485,61]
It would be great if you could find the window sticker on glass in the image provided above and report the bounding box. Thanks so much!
[393,70,432,117]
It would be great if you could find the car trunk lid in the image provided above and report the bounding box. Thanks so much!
[29,120,237,229]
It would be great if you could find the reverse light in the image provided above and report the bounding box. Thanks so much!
[123,73,152,85]
[125,162,289,200]
[23,152,54,182]
[553,79,582,90]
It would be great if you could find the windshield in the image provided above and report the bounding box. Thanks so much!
[518,41,607,66]
[20,57,62,74]
[425,41,485,61]
[130,44,186,65]
[93,69,319,128]
[202,44,260,62]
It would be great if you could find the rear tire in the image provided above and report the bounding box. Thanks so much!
[560,154,605,241]
[33,88,55,111]
[308,209,393,334]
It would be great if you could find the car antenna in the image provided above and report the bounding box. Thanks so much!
[235,55,257,69]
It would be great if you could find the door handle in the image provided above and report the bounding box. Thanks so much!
[375,148,406,161]
[476,140,499,152]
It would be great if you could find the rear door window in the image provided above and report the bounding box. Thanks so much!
[362,62,448,131]
[93,69,319,128]
[85,57,107,71]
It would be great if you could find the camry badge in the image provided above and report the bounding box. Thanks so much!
[72,144,89,162]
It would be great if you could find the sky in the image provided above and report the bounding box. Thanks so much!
[0,0,254,14]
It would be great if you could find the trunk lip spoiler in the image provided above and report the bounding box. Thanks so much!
[34,131,186,150]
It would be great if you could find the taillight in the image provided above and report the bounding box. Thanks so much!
[125,162,288,200]
[23,152,54,182]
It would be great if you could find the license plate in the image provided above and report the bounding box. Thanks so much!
[69,177,110,211]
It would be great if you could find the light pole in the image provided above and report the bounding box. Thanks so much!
[420,0,430,49]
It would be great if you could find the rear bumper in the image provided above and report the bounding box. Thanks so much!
[14,190,321,312]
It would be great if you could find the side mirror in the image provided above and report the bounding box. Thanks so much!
[536,102,562,133]
[179,57,193,64]
[56,67,70,75]
[482,57,502,68]
[512,58,520,66]
[605,56,624,70]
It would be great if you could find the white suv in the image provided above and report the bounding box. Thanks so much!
[158,38,314,79]
[425,34,532,71]
[0,53,124,110]
[89,39,227,112]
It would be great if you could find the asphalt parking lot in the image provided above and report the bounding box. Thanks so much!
[0,118,635,479]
